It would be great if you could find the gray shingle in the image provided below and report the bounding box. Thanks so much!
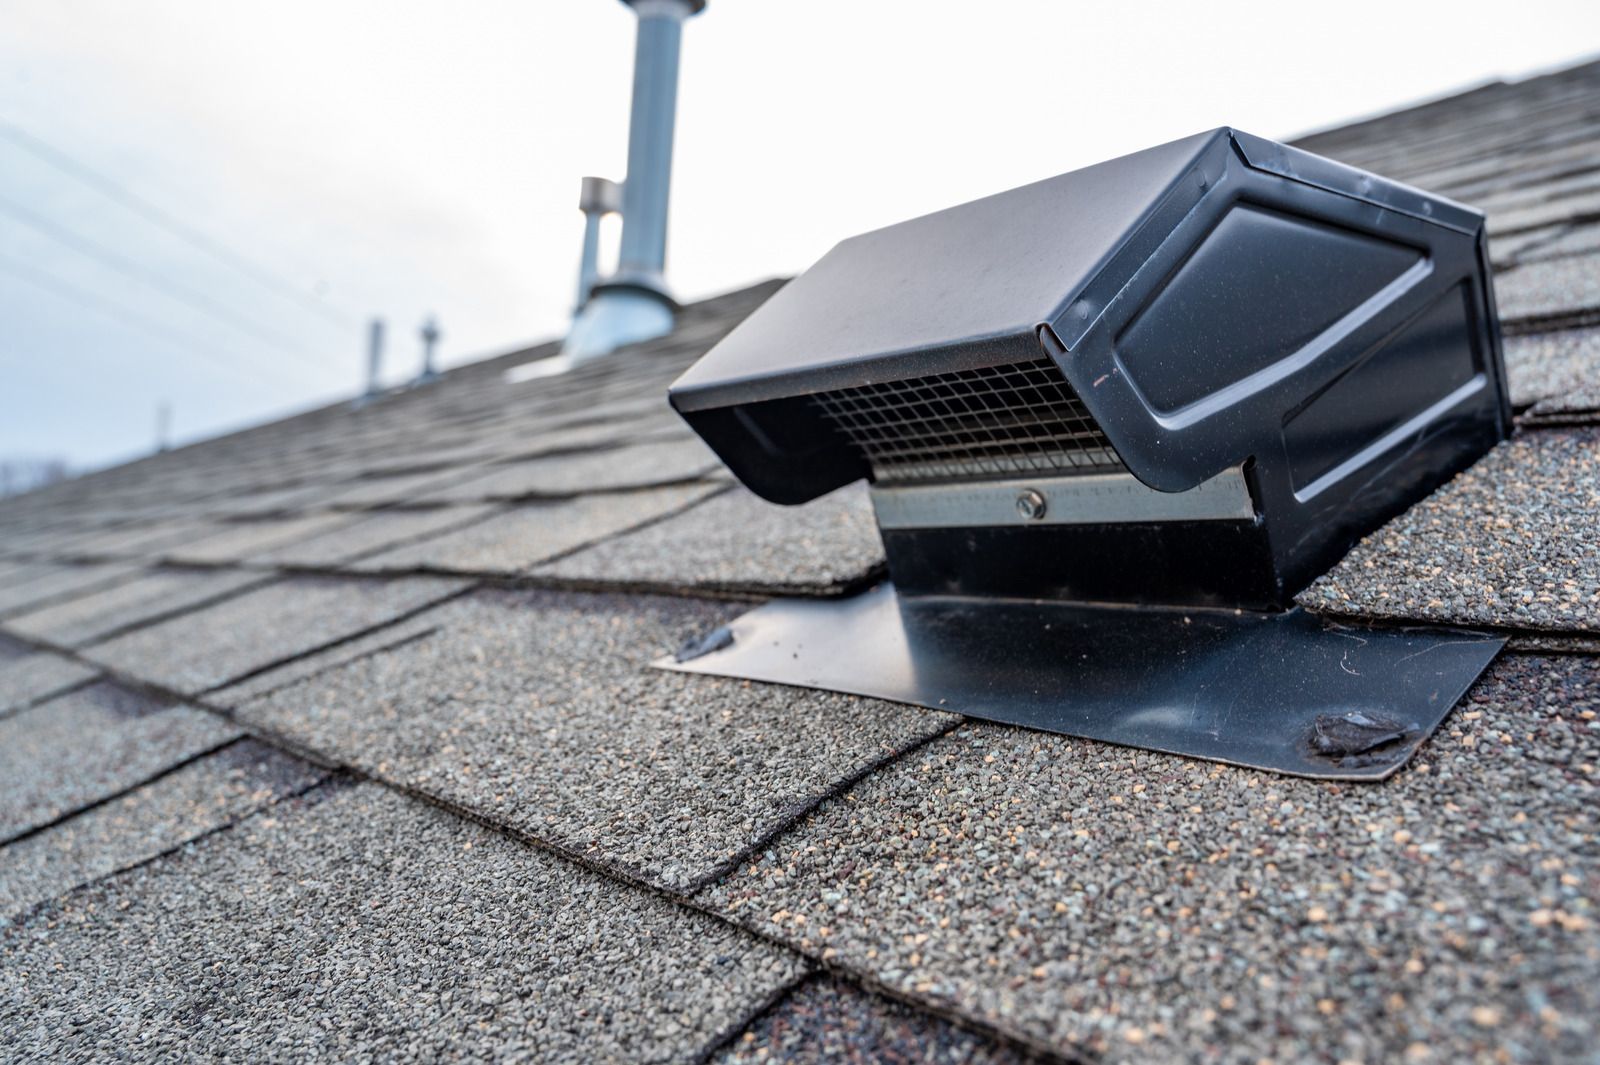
[162,512,358,564]
[0,562,141,618]
[1519,223,1600,265]
[715,977,1026,1064]
[1489,187,1600,236]
[45,518,221,563]
[1490,225,1570,267]
[207,612,443,706]
[251,505,499,567]
[86,575,468,694]
[1497,255,1600,325]
[3,568,269,647]
[235,588,957,892]
[1299,428,1600,635]
[538,485,885,596]
[700,654,1600,1064]
[203,481,348,519]
[0,782,806,1063]
[416,437,722,502]
[0,682,240,839]
[315,466,482,510]
[0,740,326,918]
[491,415,688,463]
[1529,390,1600,424]
[0,643,97,716]
[1504,325,1600,408]
[0,560,40,585]
[351,483,721,575]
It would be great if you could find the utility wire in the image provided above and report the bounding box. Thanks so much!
[0,251,284,390]
[0,192,333,376]
[0,119,354,330]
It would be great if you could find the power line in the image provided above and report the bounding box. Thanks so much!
[0,251,285,390]
[0,191,335,376]
[0,119,354,331]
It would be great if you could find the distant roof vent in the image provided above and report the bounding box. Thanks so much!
[662,128,1514,780]
[561,0,705,364]
[574,175,622,311]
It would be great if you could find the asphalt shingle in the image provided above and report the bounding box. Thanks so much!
[716,977,1026,1064]
[1520,223,1600,265]
[417,436,722,502]
[0,639,97,716]
[45,518,220,563]
[86,575,469,694]
[0,782,807,1063]
[1497,254,1600,327]
[315,466,481,510]
[2,567,268,648]
[350,483,722,574]
[1300,428,1600,637]
[700,654,1600,1064]
[491,414,688,463]
[1504,325,1600,409]
[1529,386,1600,424]
[1489,187,1600,238]
[0,739,326,918]
[538,485,885,596]
[162,512,359,565]
[0,682,240,840]
[251,504,498,567]
[234,588,958,892]
[207,613,443,706]
[0,562,141,618]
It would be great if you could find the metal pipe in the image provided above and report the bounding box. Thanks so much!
[614,0,698,290]
[560,0,705,363]
[417,316,441,383]
[575,175,622,310]
[366,318,384,396]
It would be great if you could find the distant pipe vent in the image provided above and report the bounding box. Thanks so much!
[575,176,622,311]
[809,358,1123,485]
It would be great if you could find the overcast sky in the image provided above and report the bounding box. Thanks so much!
[4,0,1597,470]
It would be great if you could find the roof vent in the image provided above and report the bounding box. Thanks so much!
[561,0,705,364]
[662,128,1513,780]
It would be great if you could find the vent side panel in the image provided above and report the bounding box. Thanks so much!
[1115,205,1424,415]
[1283,281,1482,495]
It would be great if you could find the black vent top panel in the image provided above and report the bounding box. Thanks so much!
[808,358,1124,484]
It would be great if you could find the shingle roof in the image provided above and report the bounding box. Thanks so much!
[5,60,1600,1063]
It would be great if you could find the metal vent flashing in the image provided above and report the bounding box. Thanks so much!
[660,128,1510,780]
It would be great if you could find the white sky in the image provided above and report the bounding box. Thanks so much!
[3,0,1597,469]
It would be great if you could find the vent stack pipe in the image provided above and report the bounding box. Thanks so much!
[563,0,705,363]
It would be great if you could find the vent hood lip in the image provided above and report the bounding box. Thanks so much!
[667,129,1227,406]
[667,329,1044,414]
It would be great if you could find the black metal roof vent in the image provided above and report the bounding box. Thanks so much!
[661,128,1511,780]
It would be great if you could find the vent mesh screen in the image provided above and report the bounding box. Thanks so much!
[809,358,1123,484]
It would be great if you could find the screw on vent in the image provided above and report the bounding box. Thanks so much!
[1015,489,1047,521]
